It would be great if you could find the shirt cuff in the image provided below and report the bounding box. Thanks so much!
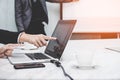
[17,32,24,44]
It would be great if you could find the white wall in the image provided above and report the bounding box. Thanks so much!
[45,2,60,36]
[64,0,120,18]
[2,0,120,33]
[63,0,120,32]
[0,0,17,32]
[0,0,60,36]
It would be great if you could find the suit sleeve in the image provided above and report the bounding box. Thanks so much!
[0,30,20,44]
[15,0,25,31]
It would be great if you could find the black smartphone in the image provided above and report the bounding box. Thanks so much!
[14,63,45,69]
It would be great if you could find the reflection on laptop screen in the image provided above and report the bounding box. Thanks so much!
[45,20,77,59]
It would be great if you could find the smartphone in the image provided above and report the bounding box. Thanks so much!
[14,63,45,69]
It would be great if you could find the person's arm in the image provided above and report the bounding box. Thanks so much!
[0,29,56,47]
[0,44,20,58]
[19,32,56,47]
[46,0,75,3]
[0,30,19,44]
[15,0,25,31]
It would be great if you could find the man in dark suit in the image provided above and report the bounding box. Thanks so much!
[15,0,63,35]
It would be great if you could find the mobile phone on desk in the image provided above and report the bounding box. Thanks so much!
[14,63,45,69]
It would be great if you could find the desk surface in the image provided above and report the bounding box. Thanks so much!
[0,39,120,80]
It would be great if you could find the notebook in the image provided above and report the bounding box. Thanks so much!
[8,20,77,64]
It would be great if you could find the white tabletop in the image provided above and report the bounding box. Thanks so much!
[0,39,120,80]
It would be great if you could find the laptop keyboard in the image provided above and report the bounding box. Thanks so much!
[25,53,50,60]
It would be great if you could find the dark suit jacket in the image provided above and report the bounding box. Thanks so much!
[0,30,19,44]
[15,0,64,32]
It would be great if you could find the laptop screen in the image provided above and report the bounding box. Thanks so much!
[45,20,77,59]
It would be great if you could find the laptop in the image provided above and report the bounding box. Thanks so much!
[8,20,77,64]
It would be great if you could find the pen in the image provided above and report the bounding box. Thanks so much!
[105,48,120,53]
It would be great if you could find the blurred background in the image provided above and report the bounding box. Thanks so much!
[0,0,120,39]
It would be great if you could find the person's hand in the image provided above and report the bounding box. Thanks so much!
[19,32,56,47]
[0,44,20,58]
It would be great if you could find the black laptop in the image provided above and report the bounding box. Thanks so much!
[8,20,77,64]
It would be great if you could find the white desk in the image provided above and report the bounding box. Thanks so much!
[0,39,120,80]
